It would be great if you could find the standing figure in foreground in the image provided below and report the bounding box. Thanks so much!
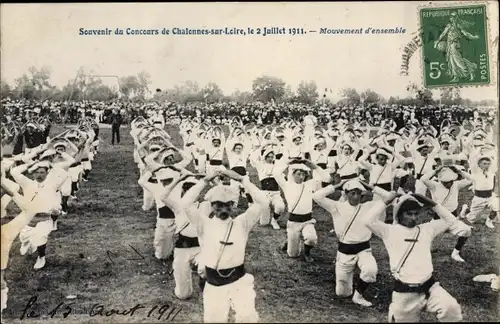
[110,108,123,145]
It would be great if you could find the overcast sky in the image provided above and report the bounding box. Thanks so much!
[1,2,498,101]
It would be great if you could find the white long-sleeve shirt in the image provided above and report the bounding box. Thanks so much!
[181,177,267,269]
[365,204,471,284]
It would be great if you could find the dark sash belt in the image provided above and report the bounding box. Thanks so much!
[158,206,175,219]
[475,190,493,198]
[148,178,158,183]
[289,213,312,223]
[205,264,246,287]
[81,158,90,162]
[393,276,436,299]
[375,183,391,191]
[210,160,222,166]
[275,153,283,160]
[231,166,247,176]
[261,177,280,191]
[338,241,370,255]
[175,234,200,249]
[317,163,327,170]
[340,173,357,180]
[321,182,330,188]
[69,162,81,168]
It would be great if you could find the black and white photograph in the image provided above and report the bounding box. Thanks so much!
[0,2,499,323]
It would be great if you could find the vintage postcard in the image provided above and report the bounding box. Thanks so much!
[0,2,498,323]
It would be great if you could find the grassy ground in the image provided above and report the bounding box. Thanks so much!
[1,124,499,323]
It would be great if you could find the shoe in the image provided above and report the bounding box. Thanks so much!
[270,218,280,230]
[473,274,497,282]
[352,290,372,307]
[34,256,46,270]
[485,219,495,229]
[61,211,67,216]
[329,229,335,234]
[451,250,465,263]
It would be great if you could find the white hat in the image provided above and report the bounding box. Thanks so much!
[313,137,326,147]
[40,149,57,159]
[392,194,423,225]
[149,144,162,151]
[261,147,275,158]
[292,132,302,141]
[437,168,458,182]
[343,180,365,192]
[375,148,392,158]
[162,147,176,158]
[289,162,310,173]
[386,133,400,142]
[416,142,432,151]
[28,161,51,173]
[476,154,493,165]
[154,167,179,180]
[204,185,239,203]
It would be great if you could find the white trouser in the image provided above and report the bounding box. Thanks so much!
[154,218,176,259]
[69,166,82,182]
[466,195,499,223]
[142,189,155,211]
[388,282,462,322]
[335,249,377,296]
[195,154,207,173]
[203,273,258,323]
[173,246,201,299]
[19,220,53,253]
[82,160,92,171]
[60,177,73,197]
[286,219,317,257]
[261,191,285,225]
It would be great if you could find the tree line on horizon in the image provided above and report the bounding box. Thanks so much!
[0,66,496,108]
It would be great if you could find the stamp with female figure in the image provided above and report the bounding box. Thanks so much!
[420,4,490,87]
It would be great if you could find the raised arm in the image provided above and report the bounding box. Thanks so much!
[413,194,472,238]
[312,183,343,216]
[420,168,440,191]
[10,162,35,189]
[272,160,289,189]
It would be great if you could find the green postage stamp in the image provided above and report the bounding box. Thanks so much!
[420,4,490,88]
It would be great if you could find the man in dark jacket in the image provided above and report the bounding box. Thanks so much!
[110,109,123,145]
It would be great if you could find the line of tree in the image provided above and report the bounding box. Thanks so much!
[1,67,496,107]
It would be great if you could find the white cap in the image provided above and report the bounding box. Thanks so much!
[40,149,57,159]
[149,144,162,151]
[343,180,365,192]
[437,168,458,182]
[28,161,51,173]
[205,185,239,203]
[289,162,310,172]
